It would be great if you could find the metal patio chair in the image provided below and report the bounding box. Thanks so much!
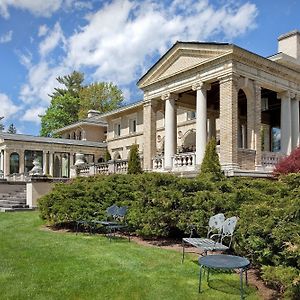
[182,214,238,262]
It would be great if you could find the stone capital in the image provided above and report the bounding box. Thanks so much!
[278,90,295,99]
[192,80,211,92]
[161,92,179,101]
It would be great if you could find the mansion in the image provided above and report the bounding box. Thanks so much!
[1,30,300,180]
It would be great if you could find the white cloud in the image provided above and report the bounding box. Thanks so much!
[18,0,258,107]
[39,22,66,57]
[21,106,46,124]
[38,25,49,37]
[0,0,63,19]
[0,30,12,43]
[65,0,258,85]
[0,93,19,118]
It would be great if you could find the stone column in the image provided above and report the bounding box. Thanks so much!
[49,152,54,176]
[291,95,300,148]
[4,149,10,176]
[219,74,239,170]
[163,93,178,170]
[143,98,157,170]
[280,91,292,155]
[254,83,262,168]
[43,151,48,175]
[192,81,210,166]
[19,150,25,174]
[0,150,3,172]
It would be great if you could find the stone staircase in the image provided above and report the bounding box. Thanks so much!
[0,183,31,212]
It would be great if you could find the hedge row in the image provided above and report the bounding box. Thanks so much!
[38,173,300,298]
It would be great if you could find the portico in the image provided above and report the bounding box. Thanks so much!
[138,39,300,174]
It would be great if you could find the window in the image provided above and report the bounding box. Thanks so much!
[114,123,121,137]
[24,150,43,173]
[129,118,137,133]
[10,152,19,174]
[187,111,196,120]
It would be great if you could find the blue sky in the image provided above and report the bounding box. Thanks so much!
[0,0,299,136]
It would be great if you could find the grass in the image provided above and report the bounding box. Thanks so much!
[0,212,260,300]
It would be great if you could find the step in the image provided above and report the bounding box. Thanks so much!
[0,200,26,205]
[0,207,34,212]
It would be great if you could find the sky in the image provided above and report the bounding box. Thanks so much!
[0,0,299,136]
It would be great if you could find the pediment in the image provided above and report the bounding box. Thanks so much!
[138,42,232,88]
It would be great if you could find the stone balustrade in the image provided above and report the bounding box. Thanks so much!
[115,160,128,174]
[172,152,196,171]
[262,151,285,169]
[152,156,164,170]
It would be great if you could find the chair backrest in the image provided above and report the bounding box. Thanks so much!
[221,216,238,247]
[106,205,119,217]
[207,213,225,238]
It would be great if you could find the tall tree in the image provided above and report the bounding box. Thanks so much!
[7,123,17,134]
[51,71,84,98]
[40,71,84,137]
[78,82,123,119]
[127,144,142,174]
[40,93,80,137]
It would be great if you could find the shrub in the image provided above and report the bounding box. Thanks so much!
[127,144,142,174]
[104,149,111,162]
[274,146,300,175]
[262,265,300,299]
[199,138,224,181]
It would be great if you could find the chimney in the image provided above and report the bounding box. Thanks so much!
[278,30,300,61]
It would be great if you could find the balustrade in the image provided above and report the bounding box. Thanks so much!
[262,151,285,169]
[152,156,164,170]
[172,152,196,171]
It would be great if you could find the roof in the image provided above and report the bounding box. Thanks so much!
[0,132,106,148]
[137,41,230,85]
[54,116,107,133]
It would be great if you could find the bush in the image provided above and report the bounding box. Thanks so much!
[274,146,300,175]
[38,173,300,294]
[127,144,142,174]
[199,138,224,181]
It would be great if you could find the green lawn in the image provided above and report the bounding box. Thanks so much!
[0,212,260,300]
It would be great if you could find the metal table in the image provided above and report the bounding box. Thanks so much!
[198,254,250,299]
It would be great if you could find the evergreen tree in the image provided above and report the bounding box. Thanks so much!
[199,138,224,180]
[0,123,4,131]
[7,123,17,134]
[104,149,112,162]
[127,144,142,174]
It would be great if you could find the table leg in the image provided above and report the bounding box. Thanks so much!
[198,265,203,293]
[245,268,248,285]
[240,269,244,300]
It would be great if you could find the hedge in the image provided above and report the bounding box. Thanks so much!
[38,173,300,298]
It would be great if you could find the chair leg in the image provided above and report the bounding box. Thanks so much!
[240,269,244,300]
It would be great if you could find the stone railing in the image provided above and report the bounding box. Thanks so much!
[152,156,164,170]
[115,160,128,174]
[262,151,285,169]
[6,173,31,182]
[95,162,109,175]
[77,164,90,177]
[172,152,196,171]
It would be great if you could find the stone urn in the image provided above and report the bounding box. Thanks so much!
[29,158,43,175]
[74,153,86,166]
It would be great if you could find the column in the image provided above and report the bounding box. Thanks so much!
[43,151,48,175]
[143,98,157,170]
[163,93,177,169]
[193,82,210,166]
[254,83,262,167]
[219,74,239,169]
[280,91,292,155]
[0,150,3,171]
[49,151,54,176]
[4,149,10,176]
[19,150,25,173]
[291,96,300,148]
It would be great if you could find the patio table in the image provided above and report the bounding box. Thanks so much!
[198,254,250,299]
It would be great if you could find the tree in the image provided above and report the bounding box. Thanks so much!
[104,149,111,162]
[40,71,84,137]
[50,71,84,98]
[7,123,17,134]
[199,138,224,180]
[273,146,300,176]
[127,144,142,174]
[0,123,4,131]
[40,93,80,137]
[78,82,123,119]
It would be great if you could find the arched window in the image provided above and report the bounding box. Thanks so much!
[10,152,19,174]
[98,157,105,163]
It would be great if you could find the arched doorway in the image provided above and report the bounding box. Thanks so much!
[10,152,19,174]
[181,130,196,153]
[238,89,248,149]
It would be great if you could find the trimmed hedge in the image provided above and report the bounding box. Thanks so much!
[39,173,300,298]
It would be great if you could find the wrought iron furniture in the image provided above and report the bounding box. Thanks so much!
[198,254,250,299]
[182,214,238,262]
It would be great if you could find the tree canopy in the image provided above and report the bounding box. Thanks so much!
[40,71,124,137]
[7,123,17,134]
